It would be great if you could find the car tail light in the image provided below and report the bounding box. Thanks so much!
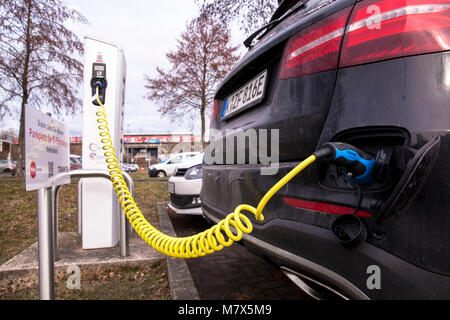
[279,7,353,79]
[283,197,373,218]
[340,0,450,67]
[210,99,218,123]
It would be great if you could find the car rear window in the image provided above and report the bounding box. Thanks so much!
[270,0,305,21]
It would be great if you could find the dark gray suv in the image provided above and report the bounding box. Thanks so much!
[202,0,450,299]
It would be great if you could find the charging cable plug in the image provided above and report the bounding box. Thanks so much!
[317,142,376,185]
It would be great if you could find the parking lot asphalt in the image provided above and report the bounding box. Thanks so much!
[0,172,14,178]
[167,212,309,300]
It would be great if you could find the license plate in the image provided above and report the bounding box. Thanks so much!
[167,182,175,194]
[222,70,268,119]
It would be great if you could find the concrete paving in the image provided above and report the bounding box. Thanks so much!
[0,231,164,274]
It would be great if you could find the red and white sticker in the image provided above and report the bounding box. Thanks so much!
[30,161,37,179]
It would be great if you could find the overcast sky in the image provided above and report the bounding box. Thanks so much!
[1,0,246,137]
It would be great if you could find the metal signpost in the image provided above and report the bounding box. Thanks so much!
[37,187,55,300]
[24,105,70,299]
[25,106,132,300]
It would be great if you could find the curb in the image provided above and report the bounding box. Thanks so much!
[157,202,200,300]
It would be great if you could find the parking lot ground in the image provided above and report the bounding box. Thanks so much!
[0,232,165,273]
[0,176,170,299]
[0,172,14,178]
[166,208,309,300]
[0,232,169,300]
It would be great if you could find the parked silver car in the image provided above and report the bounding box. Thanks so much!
[0,159,16,175]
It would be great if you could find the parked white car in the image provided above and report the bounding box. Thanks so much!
[121,163,138,172]
[70,154,82,170]
[0,159,16,174]
[128,163,139,171]
[167,153,203,216]
[148,152,200,178]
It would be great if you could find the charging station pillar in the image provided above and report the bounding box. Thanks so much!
[81,37,126,249]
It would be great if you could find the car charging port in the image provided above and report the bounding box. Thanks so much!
[315,133,421,248]
[319,127,413,192]
[317,142,375,248]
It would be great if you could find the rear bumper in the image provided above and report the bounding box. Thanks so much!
[202,201,450,300]
[168,176,202,195]
[168,202,203,216]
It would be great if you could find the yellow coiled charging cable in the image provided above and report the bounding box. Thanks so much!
[94,88,317,258]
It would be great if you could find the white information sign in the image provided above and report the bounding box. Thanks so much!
[25,105,70,191]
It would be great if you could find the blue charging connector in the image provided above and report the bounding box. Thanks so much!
[319,142,376,185]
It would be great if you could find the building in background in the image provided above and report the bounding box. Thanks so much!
[0,139,12,160]
[7,134,202,168]
[70,134,203,167]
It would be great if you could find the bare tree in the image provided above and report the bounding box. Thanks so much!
[0,0,87,175]
[0,128,17,141]
[197,0,282,34]
[144,14,240,147]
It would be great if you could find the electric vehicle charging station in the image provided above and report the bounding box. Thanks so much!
[23,37,131,300]
[81,37,126,249]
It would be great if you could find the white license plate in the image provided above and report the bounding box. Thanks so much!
[222,70,267,119]
[167,182,175,194]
